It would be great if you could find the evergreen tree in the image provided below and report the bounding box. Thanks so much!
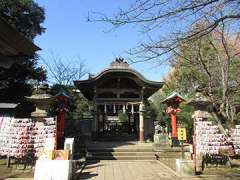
[0,0,45,39]
[0,0,46,105]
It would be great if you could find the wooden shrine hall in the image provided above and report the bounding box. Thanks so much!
[74,58,164,141]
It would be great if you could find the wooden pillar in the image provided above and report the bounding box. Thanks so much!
[92,87,98,137]
[139,103,145,142]
[139,87,145,142]
[92,105,98,137]
[123,104,126,113]
[128,112,131,134]
[104,104,107,113]
[113,104,116,114]
[103,104,107,134]
[60,111,65,138]
[55,115,58,149]
[131,104,134,114]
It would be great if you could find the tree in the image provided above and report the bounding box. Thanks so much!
[159,24,240,127]
[149,23,240,139]
[46,55,89,137]
[0,56,46,102]
[0,0,45,39]
[0,0,46,105]
[89,0,240,63]
[41,54,88,86]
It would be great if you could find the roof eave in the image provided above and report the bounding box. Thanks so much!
[0,16,40,57]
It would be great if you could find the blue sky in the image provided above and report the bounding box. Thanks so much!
[35,0,170,82]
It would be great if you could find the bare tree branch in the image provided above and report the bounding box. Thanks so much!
[89,0,240,63]
[40,53,88,86]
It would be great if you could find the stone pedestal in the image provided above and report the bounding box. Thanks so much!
[176,159,194,176]
[154,134,168,144]
[193,110,210,174]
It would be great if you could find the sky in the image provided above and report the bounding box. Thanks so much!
[35,0,170,82]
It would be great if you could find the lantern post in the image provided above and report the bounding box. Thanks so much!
[54,89,70,149]
[162,92,185,147]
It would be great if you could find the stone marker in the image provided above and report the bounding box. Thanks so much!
[34,160,72,180]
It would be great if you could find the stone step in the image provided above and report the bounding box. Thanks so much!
[89,151,155,156]
[95,135,137,141]
[87,152,180,159]
[155,152,182,157]
[156,154,183,158]
[153,147,190,152]
[87,147,153,152]
[87,155,156,160]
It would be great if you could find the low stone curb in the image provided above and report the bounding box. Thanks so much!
[156,160,179,177]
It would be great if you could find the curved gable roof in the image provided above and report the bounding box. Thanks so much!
[74,59,164,100]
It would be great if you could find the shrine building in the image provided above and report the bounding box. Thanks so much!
[74,58,164,141]
[0,16,40,69]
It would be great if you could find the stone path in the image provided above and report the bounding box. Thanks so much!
[78,160,178,180]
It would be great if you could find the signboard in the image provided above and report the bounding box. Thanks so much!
[64,138,74,160]
[177,128,186,141]
[44,137,55,151]
[53,150,70,160]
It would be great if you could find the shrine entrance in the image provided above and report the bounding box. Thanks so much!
[96,103,140,140]
[74,58,163,141]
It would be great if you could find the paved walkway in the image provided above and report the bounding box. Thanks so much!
[78,160,178,180]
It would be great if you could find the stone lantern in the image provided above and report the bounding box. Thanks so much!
[26,84,53,118]
[187,90,212,119]
[162,91,186,146]
[187,90,212,174]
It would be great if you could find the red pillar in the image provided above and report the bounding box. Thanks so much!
[55,116,58,149]
[170,113,177,138]
[60,111,65,138]
[166,107,180,146]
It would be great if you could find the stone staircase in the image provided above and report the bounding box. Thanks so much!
[86,141,157,160]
